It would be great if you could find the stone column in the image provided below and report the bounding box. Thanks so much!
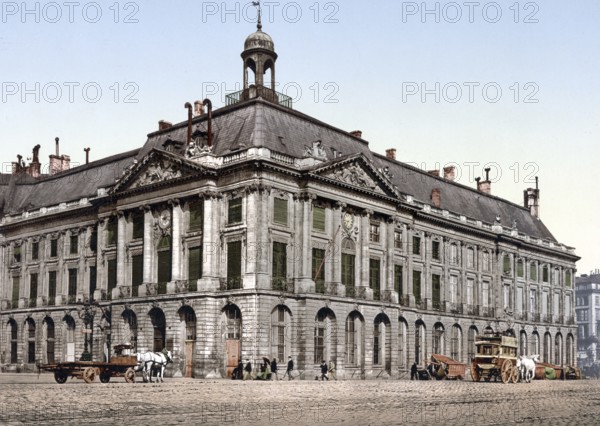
[331,202,343,296]
[142,206,154,284]
[198,191,220,291]
[385,218,398,303]
[294,192,315,293]
[94,220,106,301]
[171,200,183,283]
[423,232,432,309]
[358,209,373,300]
[406,226,415,305]
[112,212,128,299]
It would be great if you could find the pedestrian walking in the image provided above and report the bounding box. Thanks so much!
[271,358,279,380]
[283,356,294,380]
[320,360,329,381]
[328,360,337,380]
[410,362,418,380]
[243,359,253,381]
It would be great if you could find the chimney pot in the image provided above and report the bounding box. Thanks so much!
[350,130,363,138]
[443,166,456,181]
[194,100,204,116]
[55,137,60,156]
[158,120,173,131]
[431,188,441,208]
[427,170,440,177]
[385,148,397,160]
[84,147,91,164]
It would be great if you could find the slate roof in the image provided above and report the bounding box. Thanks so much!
[0,96,556,243]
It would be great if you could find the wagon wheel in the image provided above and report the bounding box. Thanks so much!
[501,359,513,384]
[470,362,480,382]
[124,368,136,384]
[511,365,520,383]
[99,369,111,383]
[83,367,96,384]
[54,371,68,384]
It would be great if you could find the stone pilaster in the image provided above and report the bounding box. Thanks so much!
[358,209,373,300]
[294,192,315,293]
[198,190,221,291]
[330,202,344,296]
[142,206,154,284]
[385,218,398,303]
[94,220,106,301]
[171,200,183,282]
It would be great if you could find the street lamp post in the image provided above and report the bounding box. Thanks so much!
[77,300,98,361]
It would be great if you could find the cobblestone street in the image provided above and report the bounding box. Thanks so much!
[1,374,599,425]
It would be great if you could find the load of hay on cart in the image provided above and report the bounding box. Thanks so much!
[38,344,137,384]
[430,354,467,380]
[470,332,519,384]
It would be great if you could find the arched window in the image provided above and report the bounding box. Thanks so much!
[63,315,76,362]
[345,311,364,367]
[566,334,574,366]
[179,306,196,341]
[398,317,408,368]
[415,320,426,364]
[25,318,36,363]
[531,331,540,356]
[224,304,242,339]
[467,326,478,362]
[271,305,291,363]
[179,305,197,378]
[8,319,18,364]
[543,332,552,363]
[44,317,55,364]
[122,309,138,351]
[519,331,528,357]
[451,325,462,362]
[373,313,391,371]
[555,333,563,366]
[314,308,336,364]
[149,308,166,352]
[432,323,444,355]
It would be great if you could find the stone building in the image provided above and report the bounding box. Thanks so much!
[0,23,579,378]
[576,271,600,366]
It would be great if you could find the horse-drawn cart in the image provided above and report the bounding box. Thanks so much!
[430,354,467,380]
[470,332,519,384]
[38,344,137,384]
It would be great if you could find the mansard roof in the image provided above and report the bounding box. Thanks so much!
[1,96,558,245]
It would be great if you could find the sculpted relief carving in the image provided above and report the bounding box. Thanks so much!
[132,160,182,188]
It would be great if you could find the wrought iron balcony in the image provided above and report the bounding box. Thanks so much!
[225,86,293,109]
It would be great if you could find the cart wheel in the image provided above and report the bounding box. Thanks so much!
[511,365,520,384]
[83,367,96,384]
[124,367,135,383]
[501,360,512,384]
[470,362,480,382]
[100,370,111,383]
[54,371,68,384]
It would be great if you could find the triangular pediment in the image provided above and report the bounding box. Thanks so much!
[310,155,400,198]
[111,149,205,195]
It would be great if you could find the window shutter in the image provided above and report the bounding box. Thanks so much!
[188,247,202,281]
[313,206,325,231]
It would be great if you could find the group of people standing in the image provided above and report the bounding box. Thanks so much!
[317,360,337,381]
[233,356,295,380]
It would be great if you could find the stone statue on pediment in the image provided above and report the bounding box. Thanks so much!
[304,140,328,160]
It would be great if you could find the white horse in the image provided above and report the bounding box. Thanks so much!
[136,351,173,383]
[516,355,537,383]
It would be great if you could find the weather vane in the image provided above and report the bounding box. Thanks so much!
[252,1,262,30]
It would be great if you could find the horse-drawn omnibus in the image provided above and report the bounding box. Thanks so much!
[470,331,519,384]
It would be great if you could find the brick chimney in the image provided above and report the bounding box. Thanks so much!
[48,137,71,175]
[431,188,441,208]
[159,120,173,131]
[385,148,397,160]
[350,130,362,138]
[427,170,440,177]
[443,166,455,181]
[477,167,492,194]
[194,100,204,116]
[523,177,540,218]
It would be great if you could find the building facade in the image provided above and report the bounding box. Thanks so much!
[576,271,600,367]
[0,24,579,378]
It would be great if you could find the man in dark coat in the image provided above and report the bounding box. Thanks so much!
[283,356,294,380]
[243,359,252,381]
[320,360,329,381]
[271,358,279,380]
[411,362,418,380]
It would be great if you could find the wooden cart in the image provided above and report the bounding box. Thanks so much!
[430,354,467,380]
[470,332,519,384]
[39,344,137,384]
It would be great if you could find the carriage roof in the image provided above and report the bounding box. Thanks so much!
[475,335,518,348]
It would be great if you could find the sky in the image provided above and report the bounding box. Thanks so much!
[1,0,598,275]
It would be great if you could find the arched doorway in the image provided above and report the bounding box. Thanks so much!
[346,311,365,376]
[432,322,445,355]
[222,304,241,378]
[398,317,409,370]
[451,324,462,362]
[63,315,75,362]
[314,308,336,365]
[43,317,55,364]
[271,305,292,364]
[149,308,166,352]
[566,334,575,366]
[122,309,138,351]
[555,333,563,366]
[8,319,18,364]
[531,331,540,356]
[415,320,426,365]
[25,318,36,364]
[374,313,391,373]
[543,332,552,363]
[178,306,197,378]
[519,330,528,357]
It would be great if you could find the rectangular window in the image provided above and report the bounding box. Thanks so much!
[394,231,402,249]
[312,248,326,293]
[132,255,143,296]
[68,268,77,303]
[369,224,380,243]
[29,273,38,305]
[69,235,78,255]
[450,244,458,265]
[342,253,355,297]
[90,231,98,253]
[503,285,511,310]
[503,255,511,275]
[516,287,523,314]
[482,281,490,307]
[530,289,537,313]
[107,259,117,297]
[48,271,57,306]
[107,219,117,246]
[394,265,403,295]
[413,271,422,303]
[553,293,560,316]
[50,239,58,257]
[188,247,202,284]
[565,295,571,318]
[32,242,39,261]
[530,263,537,281]
[432,241,440,261]
[228,198,243,224]
[542,266,549,282]
[517,260,524,278]
[482,251,490,272]
[467,248,475,269]
[432,274,441,308]
[369,258,381,300]
[273,198,288,225]
[449,275,458,304]
[466,278,474,306]
[89,266,97,300]
[132,211,145,239]
[565,271,572,287]
[226,241,242,289]
[189,201,204,232]
[272,242,287,290]
[12,276,20,307]
[412,236,421,256]
[13,246,21,264]
[312,206,325,232]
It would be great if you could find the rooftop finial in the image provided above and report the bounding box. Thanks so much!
[252,1,262,30]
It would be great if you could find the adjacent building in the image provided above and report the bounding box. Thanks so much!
[0,23,579,378]
[576,271,600,366]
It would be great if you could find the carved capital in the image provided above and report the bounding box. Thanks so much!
[168,198,181,207]
[334,201,346,210]
[362,209,374,217]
